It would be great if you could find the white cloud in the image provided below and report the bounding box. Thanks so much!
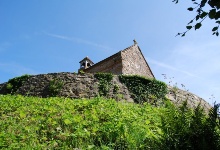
[148,38,220,104]
[148,57,200,78]
[44,32,115,51]
[171,39,220,77]
[169,39,220,104]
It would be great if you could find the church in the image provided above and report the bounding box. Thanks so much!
[79,40,155,79]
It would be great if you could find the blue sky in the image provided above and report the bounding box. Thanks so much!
[0,0,219,104]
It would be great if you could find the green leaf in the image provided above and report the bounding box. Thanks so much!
[200,12,208,19]
[216,32,219,36]
[209,9,216,19]
[19,111,26,118]
[195,23,202,30]
[146,120,150,125]
[215,11,220,20]
[186,26,192,29]
[200,0,207,7]
[208,0,216,8]
[196,15,200,21]
[172,0,179,4]
[212,26,218,31]
[64,119,72,125]
[187,7,194,11]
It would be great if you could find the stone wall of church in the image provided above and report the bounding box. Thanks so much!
[121,45,154,78]
[84,53,123,75]
[83,45,154,79]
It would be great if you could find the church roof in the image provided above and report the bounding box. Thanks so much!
[81,41,155,78]
[79,56,94,64]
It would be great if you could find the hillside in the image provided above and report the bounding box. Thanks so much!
[0,73,219,149]
[0,72,211,112]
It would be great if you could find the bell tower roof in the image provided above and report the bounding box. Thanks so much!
[79,56,94,71]
[79,56,94,64]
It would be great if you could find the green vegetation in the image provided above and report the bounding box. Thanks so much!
[49,78,64,97]
[6,74,30,94]
[119,75,168,105]
[0,95,163,149]
[0,95,219,149]
[94,73,113,97]
[113,84,120,94]
[79,70,85,74]
[161,101,220,150]
[173,0,220,36]
[1,73,220,149]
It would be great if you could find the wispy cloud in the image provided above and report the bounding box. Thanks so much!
[165,39,220,104]
[148,57,200,78]
[44,32,115,51]
[171,39,220,77]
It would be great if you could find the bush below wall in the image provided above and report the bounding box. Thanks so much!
[119,75,167,105]
[0,95,219,149]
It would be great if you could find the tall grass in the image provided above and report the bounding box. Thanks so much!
[0,95,219,149]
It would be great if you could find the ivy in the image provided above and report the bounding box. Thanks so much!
[94,73,113,97]
[6,74,30,94]
[113,84,120,94]
[119,75,168,105]
[48,78,64,97]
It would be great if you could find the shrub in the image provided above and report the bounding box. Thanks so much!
[0,95,219,149]
[94,73,113,97]
[160,100,220,150]
[113,84,120,94]
[6,74,30,94]
[0,95,163,149]
[48,78,64,96]
[119,75,168,105]
[79,70,85,74]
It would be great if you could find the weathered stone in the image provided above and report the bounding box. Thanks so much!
[0,72,212,113]
[166,86,211,113]
[82,44,154,79]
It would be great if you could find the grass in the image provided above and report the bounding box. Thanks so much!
[0,94,219,149]
[0,95,164,149]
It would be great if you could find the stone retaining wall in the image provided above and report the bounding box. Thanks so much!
[0,72,211,112]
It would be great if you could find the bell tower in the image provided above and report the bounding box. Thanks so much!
[78,56,94,72]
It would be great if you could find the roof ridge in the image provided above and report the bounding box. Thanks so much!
[120,44,137,52]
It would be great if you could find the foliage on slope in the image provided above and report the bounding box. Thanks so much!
[5,74,30,94]
[0,95,219,149]
[119,75,167,105]
[0,95,163,149]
